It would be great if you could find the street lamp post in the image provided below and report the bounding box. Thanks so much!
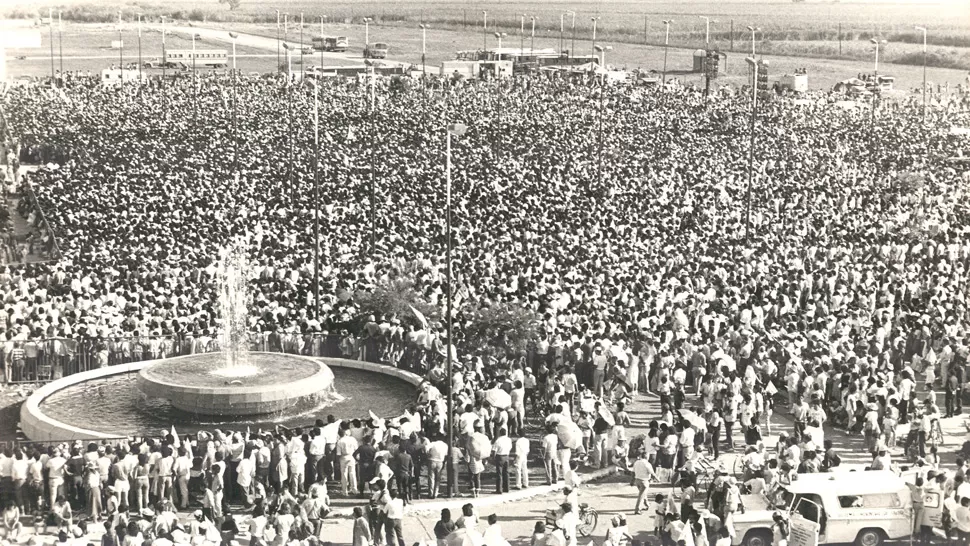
[495,32,506,51]
[591,17,600,59]
[662,20,672,83]
[915,26,927,122]
[482,11,488,51]
[300,13,304,74]
[747,25,760,57]
[444,121,467,499]
[569,11,576,56]
[530,17,536,55]
[229,32,239,177]
[276,10,281,73]
[309,80,321,320]
[870,38,887,76]
[118,10,124,81]
[700,16,717,46]
[137,14,142,84]
[161,16,167,92]
[520,15,525,54]
[364,18,372,47]
[420,24,427,76]
[560,12,565,54]
[58,11,63,76]
[744,56,759,243]
[48,8,55,84]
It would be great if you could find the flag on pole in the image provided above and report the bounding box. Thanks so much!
[171,425,180,447]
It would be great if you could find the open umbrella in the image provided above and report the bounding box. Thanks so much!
[485,388,512,410]
[678,409,706,430]
[468,432,492,459]
[597,406,616,427]
[557,420,583,449]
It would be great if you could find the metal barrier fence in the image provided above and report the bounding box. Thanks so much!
[0,330,436,385]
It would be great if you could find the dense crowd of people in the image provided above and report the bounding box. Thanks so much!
[1,68,970,545]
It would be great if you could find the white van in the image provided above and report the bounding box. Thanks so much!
[732,470,914,546]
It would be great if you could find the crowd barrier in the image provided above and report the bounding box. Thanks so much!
[0,330,445,385]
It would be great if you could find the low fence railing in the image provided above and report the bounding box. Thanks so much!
[1,331,438,384]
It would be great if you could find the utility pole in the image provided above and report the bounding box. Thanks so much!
[591,17,599,59]
[420,24,427,77]
[137,14,142,84]
[48,8,55,84]
[58,11,63,76]
[520,15,525,54]
[444,122,468,499]
[662,20,672,84]
[276,10,281,73]
[300,12,304,73]
[915,26,927,123]
[531,17,536,56]
[482,10,488,51]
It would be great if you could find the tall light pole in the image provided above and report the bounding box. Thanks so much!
[530,17,537,55]
[58,11,63,76]
[161,16,167,91]
[118,10,124,81]
[565,11,576,55]
[744,56,759,243]
[229,32,239,177]
[309,80,321,320]
[700,16,717,47]
[444,121,467,499]
[482,10,488,51]
[300,12,304,73]
[137,14,142,84]
[364,18,372,46]
[520,15,525,54]
[915,26,927,122]
[559,12,565,53]
[191,31,196,78]
[591,17,600,59]
[420,24,427,76]
[276,10,281,73]
[494,32,506,51]
[747,25,760,57]
[662,20,672,83]
[48,8,55,84]
[870,38,887,76]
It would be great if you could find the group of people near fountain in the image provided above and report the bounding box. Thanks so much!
[0,57,969,545]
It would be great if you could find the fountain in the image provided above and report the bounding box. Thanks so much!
[134,238,336,416]
[19,240,421,440]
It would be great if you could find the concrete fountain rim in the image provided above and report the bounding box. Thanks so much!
[19,354,424,441]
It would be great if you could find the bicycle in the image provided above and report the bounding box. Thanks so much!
[576,503,599,537]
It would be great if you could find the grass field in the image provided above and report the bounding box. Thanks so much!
[5,0,970,70]
[6,21,969,92]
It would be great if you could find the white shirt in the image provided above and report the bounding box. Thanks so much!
[514,438,530,461]
[385,498,405,520]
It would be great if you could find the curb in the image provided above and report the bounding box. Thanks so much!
[328,466,620,518]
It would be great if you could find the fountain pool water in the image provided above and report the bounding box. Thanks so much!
[36,363,416,437]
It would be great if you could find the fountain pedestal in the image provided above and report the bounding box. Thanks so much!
[136,353,335,416]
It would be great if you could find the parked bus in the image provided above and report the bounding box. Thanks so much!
[364,42,389,59]
[163,49,228,69]
[312,36,349,52]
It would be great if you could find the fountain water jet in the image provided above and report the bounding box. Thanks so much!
[134,239,336,416]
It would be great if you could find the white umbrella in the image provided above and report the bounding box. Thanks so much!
[557,421,583,449]
[485,388,512,410]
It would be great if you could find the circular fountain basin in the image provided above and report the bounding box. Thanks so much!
[22,357,420,440]
[135,353,334,416]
